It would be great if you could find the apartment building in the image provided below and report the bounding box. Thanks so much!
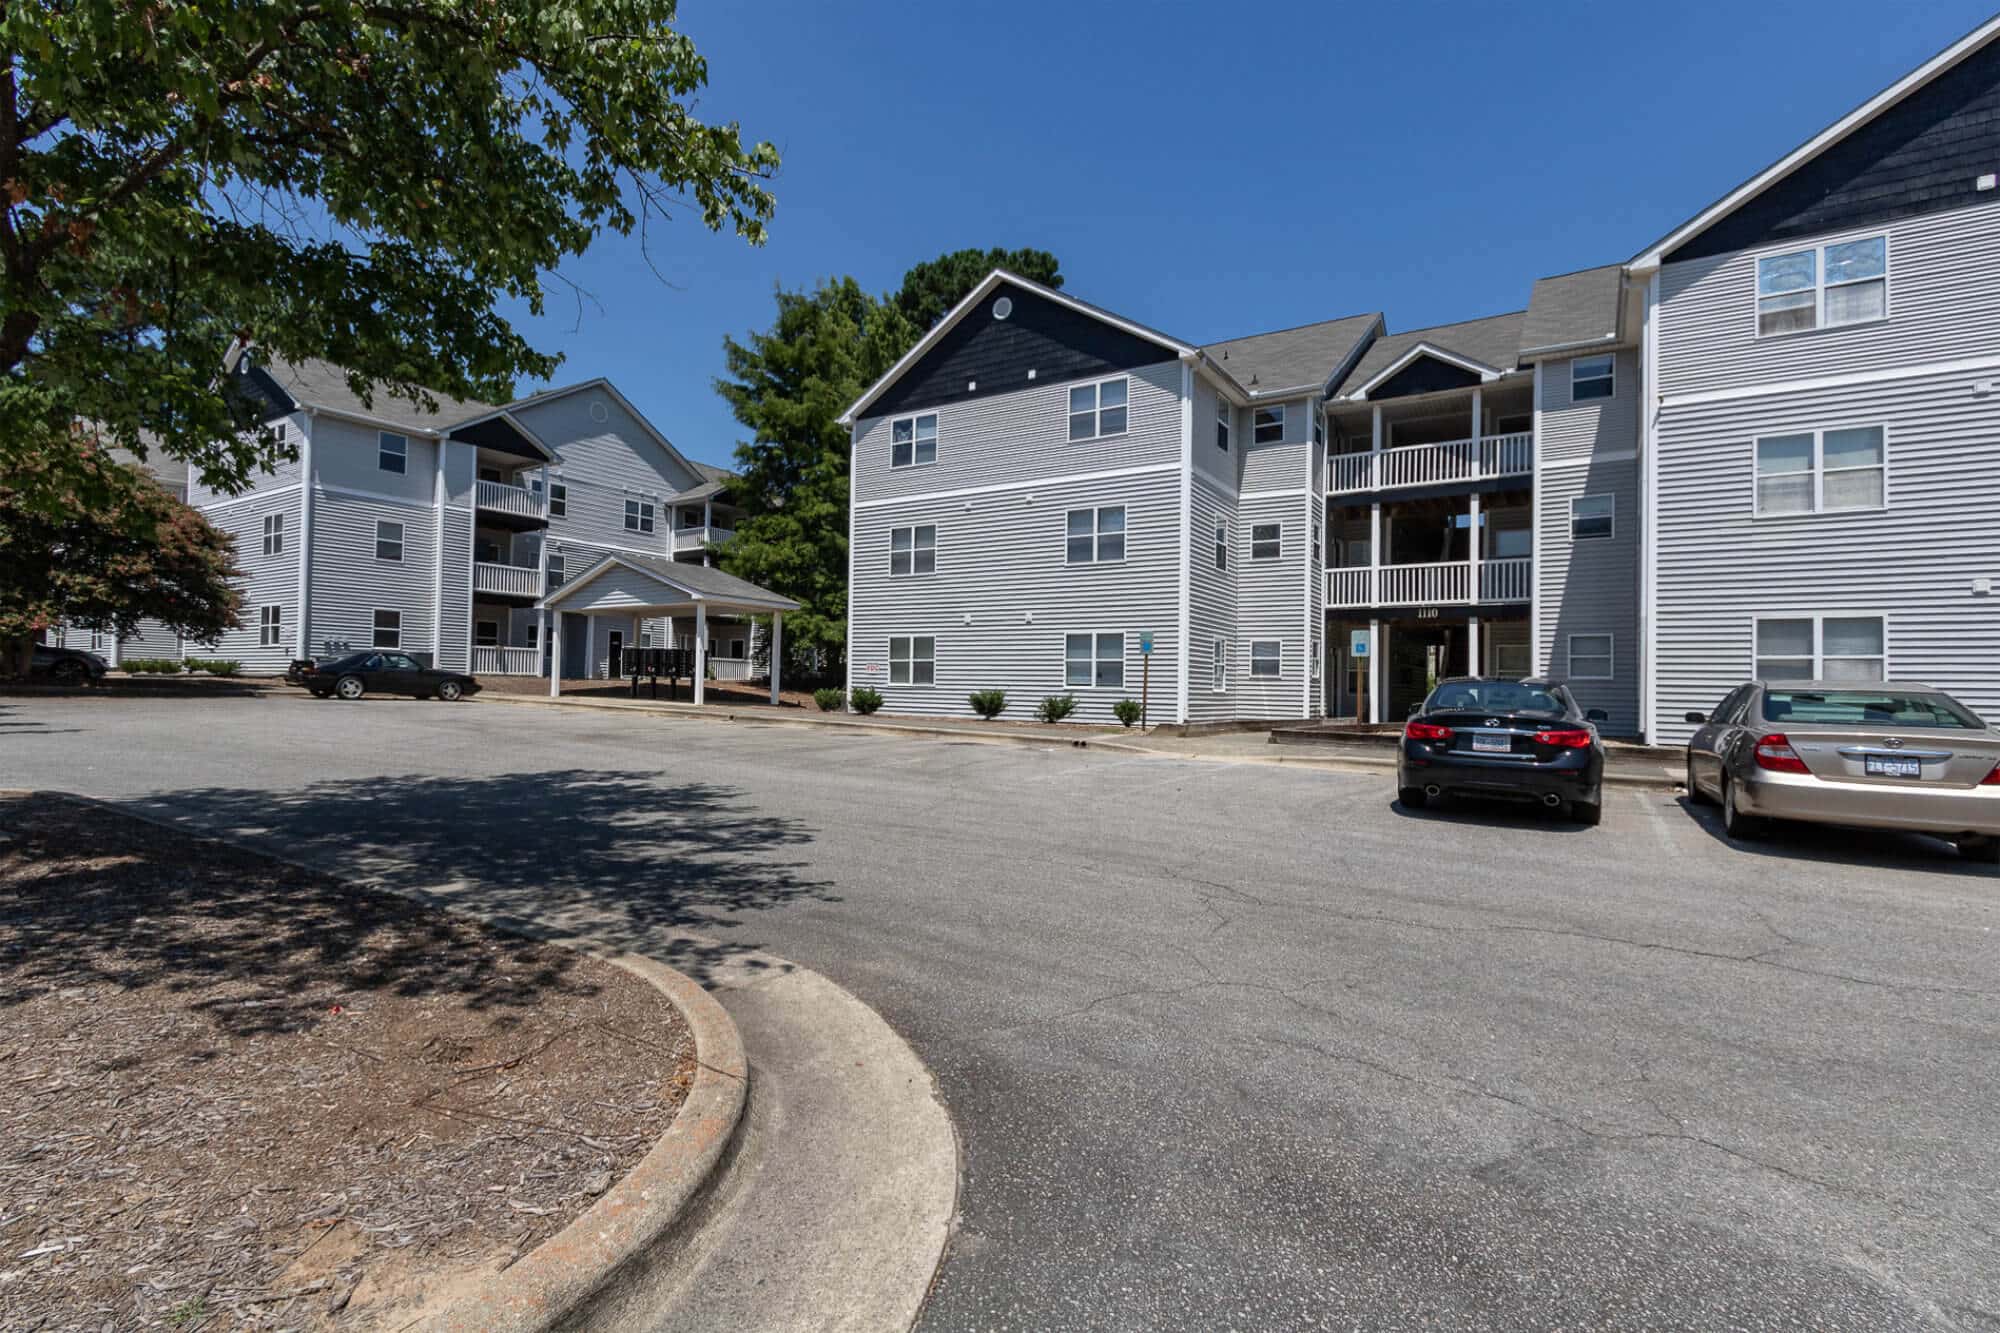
[842,16,2000,740]
[98,354,764,681]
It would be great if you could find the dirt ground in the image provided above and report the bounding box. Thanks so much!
[0,793,694,1331]
[475,673,822,710]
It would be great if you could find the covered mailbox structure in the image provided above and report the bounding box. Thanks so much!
[535,552,800,704]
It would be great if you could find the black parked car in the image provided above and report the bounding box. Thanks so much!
[1397,677,1608,825]
[30,644,108,686]
[296,651,481,702]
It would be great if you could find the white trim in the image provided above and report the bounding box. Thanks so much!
[1750,612,1890,682]
[1251,402,1287,444]
[313,482,436,511]
[1066,374,1131,442]
[492,377,705,489]
[1538,450,1639,471]
[1349,341,1505,401]
[441,407,558,462]
[888,411,940,470]
[1659,349,2000,410]
[1248,521,1283,561]
[1060,628,1130,691]
[1238,486,1310,501]
[373,518,406,562]
[1640,272,1661,744]
[1062,503,1128,566]
[432,438,447,662]
[537,551,798,614]
[1750,422,1889,519]
[887,522,938,578]
[1211,636,1228,693]
[1569,493,1616,541]
[1566,632,1615,681]
[1176,363,1194,724]
[887,631,939,688]
[1628,16,2000,271]
[1530,362,1544,677]
[1570,353,1616,401]
[850,460,1181,511]
[846,426,857,708]
[194,481,304,513]
[295,412,315,658]
[1247,638,1284,680]
[1750,230,1891,340]
[840,269,1194,425]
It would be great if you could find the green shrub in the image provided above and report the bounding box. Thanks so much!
[813,687,846,712]
[968,689,1008,719]
[183,657,242,676]
[1112,698,1143,728]
[121,658,182,674]
[1035,693,1078,723]
[849,687,884,715]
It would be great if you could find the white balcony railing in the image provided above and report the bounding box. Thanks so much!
[475,478,546,521]
[473,561,540,597]
[1327,432,1533,495]
[1324,556,1532,609]
[474,645,541,676]
[673,524,735,552]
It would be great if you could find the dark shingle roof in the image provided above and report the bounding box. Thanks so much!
[1520,264,1626,357]
[255,356,502,433]
[1331,310,1527,399]
[550,551,797,611]
[1200,313,1382,396]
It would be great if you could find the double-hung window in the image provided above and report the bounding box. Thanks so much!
[1068,377,1128,441]
[890,524,936,576]
[261,512,284,556]
[546,553,565,589]
[372,609,401,649]
[1213,518,1228,572]
[1066,506,1125,563]
[1211,638,1227,691]
[548,482,567,517]
[1755,615,1885,681]
[1571,355,1615,401]
[375,519,404,562]
[1567,634,1613,680]
[378,432,407,474]
[1570,494,1613,540]
[1757,235,1887,336]
[1065,632,1124,688]
[1215,400,1231,452]
[1754,425,1885,515]
[1253,405,1285,444]
[1250,640,1281,678]
[888,635,934,686]
[891,414,938,468]
[1250,523,1281,560]
[625,499,655,533]
[258,605,282,647]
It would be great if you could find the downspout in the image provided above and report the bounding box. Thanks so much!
[1175,361,1194,725]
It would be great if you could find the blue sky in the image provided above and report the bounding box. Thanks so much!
[502,1,1999,472]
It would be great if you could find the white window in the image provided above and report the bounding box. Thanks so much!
[1570,494,1613,540]
[1571,355,1615,401]
[1567,633,1613,680]
[1754,425,1885,515]
[258,605,282,647]
[888,634,935,686]
[261,512,284,556]
[475,620,499,647]
[1312,414,1326,448]
[1065,632,1124,688]
[1311,520,1321,568]
[375,519,404,562]
[378,432,407,474]
[1215,399,1231,452]
[641,630,653,648]
[891,413,938,468]
[890,524,936,576]
[730,637,746,659]
[1213,518,1228,572]
[1067,377,1128,441]
[546,553,565,589]
[1757,235,1887,336]
[1250,640,1282,678]
[1311,637,1322,681]
[526,624,539,647]
[1253,405,1285,444]
[548,482,567,517]
[372,609,401,649]
[1066,506,1125,563]
[625,499,655,533]
[1211,638,1228,691]
[1250,522,1281,560]
[1755,615,1885,681]
[273,422,288,445]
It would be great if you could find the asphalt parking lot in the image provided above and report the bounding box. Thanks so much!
[5,690,1997,1331]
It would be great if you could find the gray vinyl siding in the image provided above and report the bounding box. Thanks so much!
[309,414,439,504]
[848,469,1181,723]
[307,492,437,659]
[1185,476,1240,723]
[1657,197,2000,401]
[186,489,301,673]
[852,359,1183,504]
[1304,454,1326,718]
[1540,350,1639,465]
[1190,376,1239,493]
[1231,406,1313,720]
[438,505,473,671]
[1238,397,1312,493]
[186,411,306,508]
[119,619,183,660]
[1651,362,2000,743]
[518,390,697,558]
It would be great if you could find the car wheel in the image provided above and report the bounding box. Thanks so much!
[1572,797,1603,827]
[1721,774,1764,840]
[1398,786,1429,810]
[334,675,366,701]
[1685,754,1711,805]
[437,680,464,702]
[49,660,87,687]
[1959,836,2000,865]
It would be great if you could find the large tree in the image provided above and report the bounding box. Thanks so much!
[716,249,1061,671]
[2,0,779,518]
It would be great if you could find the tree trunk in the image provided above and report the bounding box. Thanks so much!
[3,632,36,678]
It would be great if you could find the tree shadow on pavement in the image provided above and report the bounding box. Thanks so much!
[117,769,840,985]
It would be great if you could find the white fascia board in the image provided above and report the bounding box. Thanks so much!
[299,401,446,440]
[1318,314,1387,398]
[1629,16,2000,273]
[1348,343,1505,401]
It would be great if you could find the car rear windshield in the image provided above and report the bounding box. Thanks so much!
[1427,682,1565,716]
[1762,690,1985,729]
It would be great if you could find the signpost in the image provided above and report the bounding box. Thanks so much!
[1139,631,1153,730]
[1349,628,1370,723]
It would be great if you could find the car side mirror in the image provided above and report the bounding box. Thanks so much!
[1683,711,1707,724]
[1586,708,1608,722]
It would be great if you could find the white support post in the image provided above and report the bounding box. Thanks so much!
[1468,615,1482,679]
[702,498,714,566]
[1368,617,1383,725]
[1370,403,1383,490]
[769,612,784,705]
[693,602,707,705]
[1369,501,1383,607]
[1470,385,1484,476]
[1468,490,1483,607]
[547,611,560,697]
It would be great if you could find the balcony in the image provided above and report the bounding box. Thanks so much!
[475,478,549,528]
[1326,556,1532,610]
[473,560,541,599]
[1328,432,1532,496]
[673,524,734,553]
[473,645,541,676]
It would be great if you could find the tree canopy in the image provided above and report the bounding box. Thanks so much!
[2,0,779,515]
[892,247,1062,332]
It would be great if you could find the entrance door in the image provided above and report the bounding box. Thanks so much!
[1388,622,1468,719]
[607,630,624,678]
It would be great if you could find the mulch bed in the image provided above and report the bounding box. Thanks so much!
[0,793,694,1330]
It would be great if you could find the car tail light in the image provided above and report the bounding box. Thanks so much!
[1753,733,1810,774]
[1405,720,1454,742]
[1981,762,2000,786]
[1533,729,1593,748]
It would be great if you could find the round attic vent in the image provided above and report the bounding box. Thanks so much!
[588,399,609,423]
[992,296,1013,320]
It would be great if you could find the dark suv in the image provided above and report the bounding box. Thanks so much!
[1397,677,1608,824]
[30,644,109,687]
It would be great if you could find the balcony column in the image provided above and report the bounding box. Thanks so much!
[702,498,714,566]
[1368,617,1383,725]
[1470,386,1483,471]
[1370,403,1383,490]
[693,602,707,706]
[547,611,560,697]
[1369,501,1383,607]
[1469,491,1482,606]
[769,612,784,705]
[1468,615,1482,679]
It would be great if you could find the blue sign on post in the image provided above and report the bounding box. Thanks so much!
[1140,631,1154,656]
[1350,628,1370,657]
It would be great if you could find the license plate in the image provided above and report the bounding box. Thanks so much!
[1472,733,1510,754]
[1865,755,1922,779]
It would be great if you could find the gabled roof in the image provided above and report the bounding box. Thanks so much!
[1520,264,1627,358]
[1330,310,1527,400]
[1199,312,1383,398]
[1630,14,2000,271]
[539,551,797,613]
[490,377,709,488]
[839,269,1197,425]
[252,356,502,435]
